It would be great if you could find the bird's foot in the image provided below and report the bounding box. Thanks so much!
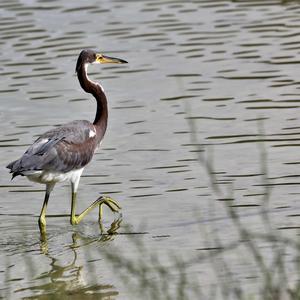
[98,196,121,221]
[70,196,121,226]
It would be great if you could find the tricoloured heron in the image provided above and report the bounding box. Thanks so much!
[7,49,127,233]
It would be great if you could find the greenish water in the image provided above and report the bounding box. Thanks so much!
[1,0,300,299]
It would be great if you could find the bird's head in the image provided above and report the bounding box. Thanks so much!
[76,49,127,73]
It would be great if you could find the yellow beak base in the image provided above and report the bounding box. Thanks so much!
[96,54,128,64]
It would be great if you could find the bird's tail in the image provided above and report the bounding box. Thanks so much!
[6,160,22,180]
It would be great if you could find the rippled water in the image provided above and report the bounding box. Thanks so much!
[1,0,300,298]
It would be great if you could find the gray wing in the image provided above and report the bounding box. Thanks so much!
[7,120,97,177]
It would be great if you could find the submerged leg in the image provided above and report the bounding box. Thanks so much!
[70,177,121,225]
[99,217,123,241]
[38,183,55,234]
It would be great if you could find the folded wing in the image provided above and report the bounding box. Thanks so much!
[7,120,97,178]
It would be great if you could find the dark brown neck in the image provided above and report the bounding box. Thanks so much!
[77,64,108,143]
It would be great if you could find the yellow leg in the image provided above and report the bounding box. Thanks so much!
[70,193,121,225]
[38,184,54,236]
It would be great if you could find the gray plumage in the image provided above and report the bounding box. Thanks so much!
[7,120,98,179]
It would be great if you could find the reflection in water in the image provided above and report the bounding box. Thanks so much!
[17,218,122,299]
[40,217,122,254]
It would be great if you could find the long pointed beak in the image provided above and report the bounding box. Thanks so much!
[96,54,128,64]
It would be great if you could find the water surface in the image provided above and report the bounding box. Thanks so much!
[1,0,300,298]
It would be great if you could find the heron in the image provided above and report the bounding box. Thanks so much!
[7,49,127,233]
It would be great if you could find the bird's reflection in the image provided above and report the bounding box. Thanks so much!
[32,218,122,298]
[40,217,122,253]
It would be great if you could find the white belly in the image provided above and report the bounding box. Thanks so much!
[27,168,84,185]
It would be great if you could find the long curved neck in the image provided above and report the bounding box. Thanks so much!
[77,64,108,142]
